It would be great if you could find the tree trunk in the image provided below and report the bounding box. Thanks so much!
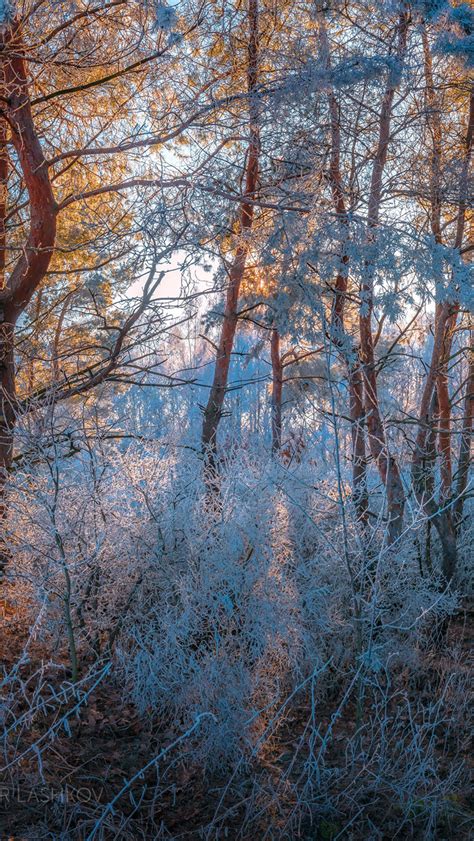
[411,54,473,578]
[0,20,57,565]
[318,11,369,525]
[270,327,282,454]
[359,9,409,542]
[453,328,473,533]
[435,88,473,504]
[435,306,461,505]
[201,0,260,472]
[433,511,458,583]
[348,361,369,523]
[412,303,459,581]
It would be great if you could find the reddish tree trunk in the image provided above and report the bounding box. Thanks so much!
[318,12,369,525]
[420,32,469,507]
[436,312,457,503]
[435,91,473,504]
[348,361,369,522]
[411,302,460,582]
[412,58,472,579]
[0,20,58,566]
[359,9,409,542]
[201,0,260,471]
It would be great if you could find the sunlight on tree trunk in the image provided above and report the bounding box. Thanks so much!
[201,0,260,475]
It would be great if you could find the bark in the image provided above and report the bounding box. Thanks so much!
[411,301,460,582]
[413,32,462,480]
[432,511,458,583]
[348,361,369,522]
[201,0,260,471]
[435,90,473,503]
[359,9,409,542]
[436,312,457,503]
[412,48,473,578]
[412,387,457,582]
[318,12,368,525]
[423,29,473,506]
[0,21,57,321]
[0,20,58,566]
[270,327,282,454]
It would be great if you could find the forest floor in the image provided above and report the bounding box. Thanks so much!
[0,586,472,840]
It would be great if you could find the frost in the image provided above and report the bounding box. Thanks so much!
[0,0,14,25]
[153,1,177,31]
[437,30,474,66]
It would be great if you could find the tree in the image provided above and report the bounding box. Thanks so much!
[201,0,261,474]
[411,11,473,581]
[0,0,203,565]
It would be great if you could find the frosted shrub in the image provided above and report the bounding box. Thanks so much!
[2,434,469,836]
[115,449,313,767]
